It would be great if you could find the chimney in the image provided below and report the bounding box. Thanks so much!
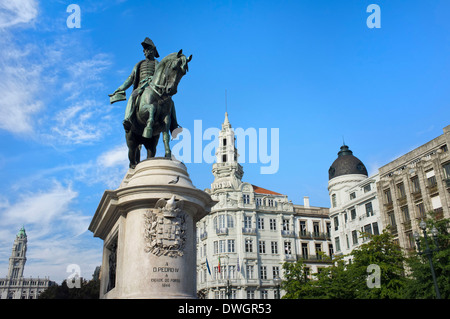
[303,196,310,208]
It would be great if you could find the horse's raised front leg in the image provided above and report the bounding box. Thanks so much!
[142,103,155,139]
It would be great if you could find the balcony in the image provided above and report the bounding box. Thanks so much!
[384,201,394,210]
[299,231,312,239]
[216,228,228,236]
[297,254,332,264]
[281,230,295,238]
[411,190,422,200]
[199,231,208,240]
[312,232,330,240]
[397,196,407,206]
[242,227,256,235]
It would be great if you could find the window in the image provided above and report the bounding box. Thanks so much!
[331,194,337,207]
[223,138,227,146]
[243,194,250,204]
[388,212,396,226]
[268,199,274,207]
[426,170,436,187]
[365,202,374,217]
[257,217,264,230]
[260,266,267,280]
[228,239,235,253]
[443,162,450,179]
[271,241,278,254]
[301,243,308,258]
[329,244,334,256]
[397,183,406,198]
[411,176,420,193]
[352,230,359,245]
[244,216,252,228]
[247,290,255,299]
[363,184,371,193]
[363,224,372,236]
[256,198,262,206]
[246,266,254,279]
[272,266,280,278]
[282,219,290,231]
[350,192,356,200]
[245,239,253,253]
[219,240,226,253]
[401,206,410,222]
[284,241,292,255]
[261,290,268,299]
[299,221,307,235]
[334,216,339,231]
[269,219,277,231]
[384,188,392,204]
[372,222,379,235]
[416,202,425,219]
[259,241,266,254]
[313,222,320,234]
[335,237,341,252]
[351,208,356,220]
[315,243,322,259]
[222,154,227,163]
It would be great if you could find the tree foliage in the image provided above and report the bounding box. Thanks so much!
[38,277,99,299]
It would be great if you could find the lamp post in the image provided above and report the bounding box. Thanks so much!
[414,219,441,299]
[273,276,282,299]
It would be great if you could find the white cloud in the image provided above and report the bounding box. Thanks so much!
[97,144,129,168]
[0,0,38,29]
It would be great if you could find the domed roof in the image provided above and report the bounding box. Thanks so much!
[328,145,368,180]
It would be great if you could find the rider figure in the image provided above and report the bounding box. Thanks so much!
[112,37,160,132]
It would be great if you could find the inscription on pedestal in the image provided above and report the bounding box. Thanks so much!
[151,263,182,288]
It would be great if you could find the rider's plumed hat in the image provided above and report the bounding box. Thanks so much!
[141,37,160,58]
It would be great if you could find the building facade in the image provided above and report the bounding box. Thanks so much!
[377,125,450,250]
[328,144,384,260]
[0,227,55,299]
[196,113,332,299]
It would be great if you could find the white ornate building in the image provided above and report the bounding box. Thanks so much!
[196,113,332,299]
[0,227,55,299]
[327,144,384,261]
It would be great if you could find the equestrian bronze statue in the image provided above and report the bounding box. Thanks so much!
[109,38,192,168]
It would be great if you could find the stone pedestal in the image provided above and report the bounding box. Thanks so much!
[88,158,215,299]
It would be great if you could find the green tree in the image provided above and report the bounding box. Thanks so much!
[404,214,450,299]
[312,254,355,299]
[39,277,100,299]
[281,259,316,299]
[348,229,407,298]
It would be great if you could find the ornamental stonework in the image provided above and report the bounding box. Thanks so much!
[144,196,187,258]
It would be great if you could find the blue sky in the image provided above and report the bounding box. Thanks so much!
[0,0,449,283]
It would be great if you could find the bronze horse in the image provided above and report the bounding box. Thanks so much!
[126,50,192,168]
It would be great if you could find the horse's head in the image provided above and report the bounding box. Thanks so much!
[154,50,192,96]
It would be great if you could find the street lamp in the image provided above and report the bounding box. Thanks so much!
[273,276,282,299]
[414,219,441,299]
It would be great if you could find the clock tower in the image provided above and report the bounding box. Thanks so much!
[7,226,27,279]
[211,112,244,193]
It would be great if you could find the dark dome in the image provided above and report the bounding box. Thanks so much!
[328,145,368,180]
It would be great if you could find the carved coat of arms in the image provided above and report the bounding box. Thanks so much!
[144,195,187,257]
